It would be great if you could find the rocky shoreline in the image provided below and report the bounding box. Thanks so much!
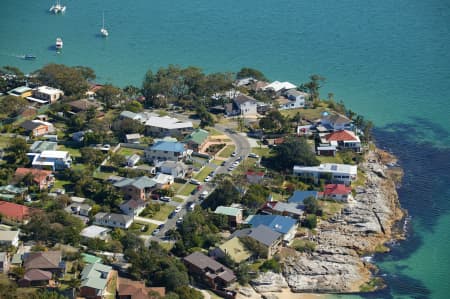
[245,148,405,296]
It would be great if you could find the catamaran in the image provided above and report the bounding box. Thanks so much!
[49,0,66,14]
[56,38,63,50]
[100,12,109,37]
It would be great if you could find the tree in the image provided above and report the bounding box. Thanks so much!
[79,147,106,166]
[112,118,145,140]
[6,137,29,165]
[201,179,239,210]
[95,84,123,108]
[236,67,268,81]
[196,104,214,128]
[124,100,143,112]
[236,263,255,285]
[303,196,321,215]
[259,110,288,133]
[0,95,28,117]
[36,64,90,96]
[260,258,281,273]
[268,137,320,171]
[303,74,325,101]
[241,184,269,210]
[303,214,317,229]
[175,286,203,299]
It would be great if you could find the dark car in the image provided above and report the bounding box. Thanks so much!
[157,224,165,230]
[168,211,177,219]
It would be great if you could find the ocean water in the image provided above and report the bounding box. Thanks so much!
[1,0,450,298]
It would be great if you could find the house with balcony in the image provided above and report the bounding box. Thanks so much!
[320,184,353,202]
[145,141,188,163]
[113,176,156,201]
[293,163,358,185]
[30,150,72,171]
[320,130,361,153]
[320,112,352,131]
[28,86,64,104]
[277,90,308,110]
[13,168,54,191]
[80,263,113,299]
[230,94,258,116]
[184,129,209,152]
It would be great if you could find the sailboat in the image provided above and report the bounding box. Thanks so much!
[49,0,66,14]
[100,12,109,37]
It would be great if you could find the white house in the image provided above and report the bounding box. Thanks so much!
[321,130,361,153]
[30,86,64,104]
[80,225,111,241]
[263,81,297,93]
[152,173,174,188]
[232,94,258,116]
[277,90,308,110]
[93,213,133,229]
[145,141,187,162]
[125,133,141,144]
[119,199,147,217]
[0,230,20,247]
[158,161,187,178]
[30,150,72,170]
[321,112,352,131]
[293,163,357,185]
[127,154,140,167]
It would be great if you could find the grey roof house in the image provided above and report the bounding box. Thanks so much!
[94,212,133,229]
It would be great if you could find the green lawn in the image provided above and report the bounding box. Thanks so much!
[117,147,144,157]
[280,107,328,121]
[93,170,116,180]
[317,155,344,164]
[171,182,184,193]
[173,196,184,203]
[194,166,214,181]
[130,221,157,236]
[251,147,274,158]
[206,127,224,136]
[152,204,176,221]
[58,145,81,157]
[52,179,72,191]
[211,159,224,166]
[218,145,235,158]
[320,200,344,219]
[178,184,197,196]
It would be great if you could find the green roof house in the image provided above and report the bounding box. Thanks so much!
[80,263,113,298]
[184,129,209,152]
[214,206,243,227]
[81,253,102,264]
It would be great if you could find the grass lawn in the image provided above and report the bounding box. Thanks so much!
[251,147,274,158]
[320,200,344,218]
[206,127,224,136]
[93,170,116,180]
[171,182,184,193]
[58,145,81,157]
[130,221,157,236]
[218,145,235,158]
[353,170,367,187]
[152,204,175,221]
[159,242,175,251]
[105,271,118,299]
[194,166,214,181]
[178,184,197,196]
[280,107,328,121]
[52,179,72,191]
[71,163,89,171]
[211,159,224,166]
[173,196,184,203]
[317,155,344,164]
[117,147,144,157]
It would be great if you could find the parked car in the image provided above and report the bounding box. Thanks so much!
[221,161,226,166]
[175,205,182,213]
[152,228,160,236]
[204,176,212,182]
[168,211,177,219]
[190,178,201,185]
[157,224,165,230]
[248,153,260,158]
[176,217,183,226]
[199,191,209,200]
[187,202,196,211]
[231,151,237,157]
[160,196,171,202]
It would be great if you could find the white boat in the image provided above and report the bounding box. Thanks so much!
[100,12,109,37]
[49,0,66,14]
[56,37,63,50]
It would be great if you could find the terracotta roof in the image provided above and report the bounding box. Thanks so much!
[118,277,165,299]
[324,130,359,142]
[246,171,265,177]
[24,251,62,270]
[323,184,352,195]
[0,201,31,221]
[14,167,52,184]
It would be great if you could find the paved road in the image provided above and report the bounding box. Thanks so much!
[144,120,251,245]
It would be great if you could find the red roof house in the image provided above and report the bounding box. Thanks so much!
[321,184,353,202]
[323,130,361,152]
[0,201,33,224]
[14,168,54,190]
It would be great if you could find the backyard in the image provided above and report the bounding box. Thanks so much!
[218,145,235,158]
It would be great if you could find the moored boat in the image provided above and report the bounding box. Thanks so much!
[24,54,37,60]
[56,38,63,50]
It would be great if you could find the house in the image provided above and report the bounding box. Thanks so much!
[320,112,352,131]
[152,173,174,188]
[14,168,54,190]
[259,201,304,219]
[125,133,142,144]
[214,206,243,226]
[263,81,297,94]
[140,114,193,137]
[65,202,92,217]
[80,225,111,241]
[244,215,297,243]
[120,199,147,217]
[293,163,358,185]
[113,176,156,201]
[316,145,337,157]
[20,120,55,137]
[145,141,187,162]
[0,201,33,224]
[72,130,92,143]
[0,185,27,201]
[246,171,265,184]
[276,90,307,110]
[158,161,187,178]
[231,225,282,258]
[94,213,133,229]
[210,237,252,264]
[0,252,9,273]
[117,277,166,299]
[184,251,236,290]
[287,190,319,204]
[184,129,209,152]
[8,86,33,98]
[127,154,140,167]
[119,110,141,121]
[0,230,20,247]
[82,253,102,265]
[80,263,113,299]
[23,251,65,276]
[232,94,258,116]
[29,141,58,153]
[30,86,64,104]
[18,269,53,287]
[30,150,72,170]
[321,184,353,202]
[321,130,361,153]
[67,99,102,113]
[134,164,156,175]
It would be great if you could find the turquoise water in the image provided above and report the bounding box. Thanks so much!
[2,0,450,297]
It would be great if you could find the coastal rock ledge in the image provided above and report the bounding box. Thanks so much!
[281,148,405,293]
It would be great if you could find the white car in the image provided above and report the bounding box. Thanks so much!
[204,176,212,182]
[232,161,240,167]
[231,151,237,157]
[248,153,260,158]
[160,196,171,202]
[190,179,201,185]
[175,206,182,213]
[199,190,209,200]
